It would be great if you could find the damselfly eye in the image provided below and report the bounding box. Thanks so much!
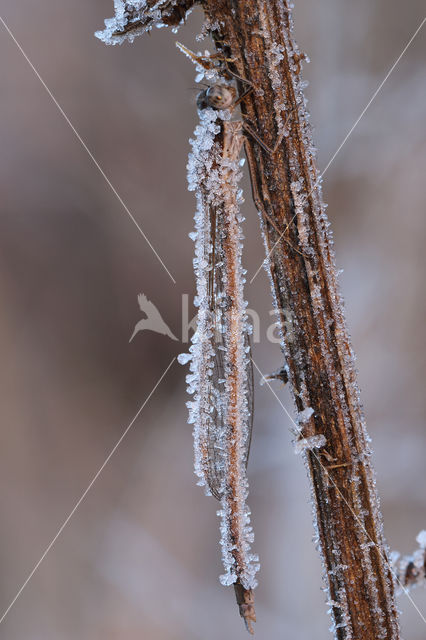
[204,84,235,110]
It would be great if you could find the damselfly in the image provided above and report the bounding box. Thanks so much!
[177,44,258,633]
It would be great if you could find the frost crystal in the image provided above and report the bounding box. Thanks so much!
[177,352,192,365]
[416,530,426,549]
[294,434,326,455]
[297,406,314,424]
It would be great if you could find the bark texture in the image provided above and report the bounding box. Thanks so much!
[201,1,400,638]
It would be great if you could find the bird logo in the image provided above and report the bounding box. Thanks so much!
[129,293,178,343]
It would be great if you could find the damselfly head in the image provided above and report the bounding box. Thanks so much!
[197,84,236,111]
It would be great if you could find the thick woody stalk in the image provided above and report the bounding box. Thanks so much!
[201,1,400,638]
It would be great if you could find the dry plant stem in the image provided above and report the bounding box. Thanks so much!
[202,1,400,638]
[112,0,196,35]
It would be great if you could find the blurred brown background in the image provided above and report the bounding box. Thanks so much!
[0,1,425,638]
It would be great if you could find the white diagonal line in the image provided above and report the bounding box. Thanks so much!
[0,15,176,285]
[321,16,426,177]
[249,15,426,285]
[0,357,176,625]
[251,357,426,626]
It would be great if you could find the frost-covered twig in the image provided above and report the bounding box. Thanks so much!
[391,531,426,594]
[95,0,196,45]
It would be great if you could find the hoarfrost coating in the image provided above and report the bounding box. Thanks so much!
[417,530,426,548]
[95,1,194,45]
[179,101,258,590]
[294,434,326,455]
[254,4,399,637]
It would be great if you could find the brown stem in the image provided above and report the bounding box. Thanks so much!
[201,1,400,638]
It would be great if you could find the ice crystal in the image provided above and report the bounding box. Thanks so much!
[177,352,192,365]
[297,406,314,424]
[416,530,426,548]
[294,434,326,455]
